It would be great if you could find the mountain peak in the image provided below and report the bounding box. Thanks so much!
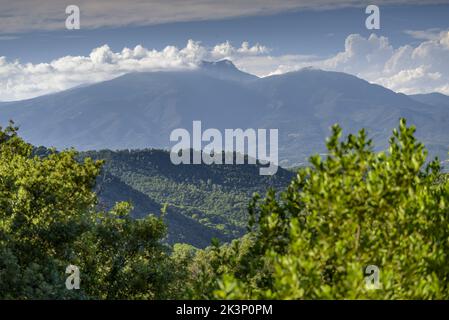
[198,59,258,81]
[199,59,237,69]
[409,91,449,108]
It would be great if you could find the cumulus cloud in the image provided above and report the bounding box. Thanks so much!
[323,31,449,94]
[261,31,449,95]
[211,41,270,59]
[2,31,449,101]
[0,40,268,101]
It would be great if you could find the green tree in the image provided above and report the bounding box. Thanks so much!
[215,119,449,299]
[180,235,262,299]
[0,122,171,299]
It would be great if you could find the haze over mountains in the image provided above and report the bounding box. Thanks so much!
[1,60,449,166]
[409,93,449,109]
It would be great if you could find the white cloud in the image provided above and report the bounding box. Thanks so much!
[2,31,449,101]
[0,35,20,40]
[0,40,268,101]
[331,31,449,95]
[235,54,317,77]
[404,28,442,40]
[211,41,269,59]
[257,31,449,95]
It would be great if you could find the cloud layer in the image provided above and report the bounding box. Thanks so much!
[1,31,449,101]
[1,0,447,34]
[0,40,269,101]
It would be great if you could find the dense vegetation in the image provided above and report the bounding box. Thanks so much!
[1,119,448,299]
[0,122,177,298]
[80,149,293,246]
[213,119,449,299]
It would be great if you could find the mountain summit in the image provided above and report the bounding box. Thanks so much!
[198,59,258,82]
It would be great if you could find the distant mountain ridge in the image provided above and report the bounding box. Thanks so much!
[1,60,449,166]
[409,92,449,109]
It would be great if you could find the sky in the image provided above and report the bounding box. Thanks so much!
[1,0,449,101]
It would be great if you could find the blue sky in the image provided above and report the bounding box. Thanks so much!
[1,0,449,101]
[1,3,449,62]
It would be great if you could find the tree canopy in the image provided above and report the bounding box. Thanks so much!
[1,119,448,299]
[214,119,449,299]
[0,122,172,299]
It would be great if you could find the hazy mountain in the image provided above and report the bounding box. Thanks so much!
[251,69,449,165]
[0,60,264,152]
[1,61,449,166]
[409,92,449,109]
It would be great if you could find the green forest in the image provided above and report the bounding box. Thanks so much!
[1,119,448,299]
[79,148,294,247]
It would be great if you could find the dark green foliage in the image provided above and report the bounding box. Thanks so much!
[215,119,449,299]
[0,122,172,299]
[81,149,293,246]
[94,171,228,248]
[3,118,449,300]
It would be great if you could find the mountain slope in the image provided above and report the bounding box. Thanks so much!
[1,64,448,165]
[0,63,263,151]
[198,60,258,82]
[409,92,449,109]
[95,171,231,248]
[248,69,449,165]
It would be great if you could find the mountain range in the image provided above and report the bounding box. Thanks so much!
[1,60,449,166]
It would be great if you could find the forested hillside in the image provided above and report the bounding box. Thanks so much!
[80,149,294,247]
